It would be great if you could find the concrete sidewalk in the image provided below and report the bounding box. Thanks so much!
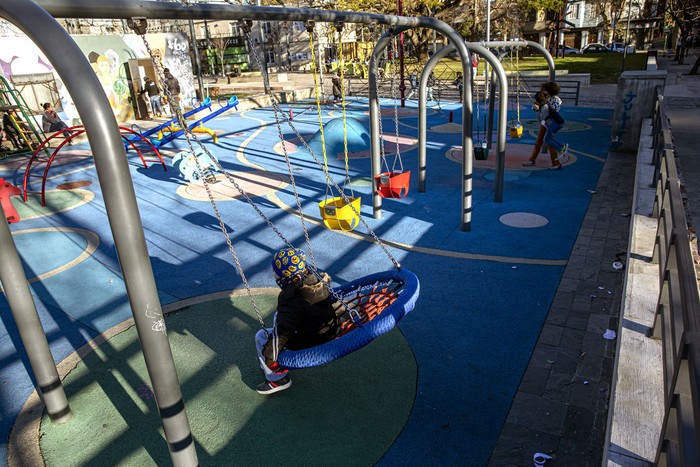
[489,51,700,466]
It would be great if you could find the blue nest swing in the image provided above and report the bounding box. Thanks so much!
[277,268,420,369]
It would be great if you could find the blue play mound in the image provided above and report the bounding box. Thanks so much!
[306,117,370,158]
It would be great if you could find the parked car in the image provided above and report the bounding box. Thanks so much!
[582,43,612,53]
[606,42,636,53]
[548,45,581,56]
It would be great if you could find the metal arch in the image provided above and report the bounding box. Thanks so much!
[35,0,424,27]
[411,43,507,226]
[479,40,556,82]
[23,126,82,205]
[117,125,168,170]
[368,22,474,230]
[2,2,198,465]
[24,126,166,206]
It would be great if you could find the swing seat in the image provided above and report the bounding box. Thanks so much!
[474,141,489,160]
[374,170,410,199]
[509,123,523,138]
[277,268,420,369]
[319,196,361,231]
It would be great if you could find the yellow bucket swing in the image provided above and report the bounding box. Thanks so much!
[308,21,361,231]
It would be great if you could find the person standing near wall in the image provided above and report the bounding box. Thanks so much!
[144,77,163,118]
[163,68,181,116]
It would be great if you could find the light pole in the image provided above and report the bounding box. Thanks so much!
[485,0,491,96]
[621,0,633,72]
[189,20,204,100]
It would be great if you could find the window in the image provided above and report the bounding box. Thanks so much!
[229,22,242,37]
[567,4,580,20]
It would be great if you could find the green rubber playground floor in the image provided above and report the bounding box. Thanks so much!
[39,294,416,466]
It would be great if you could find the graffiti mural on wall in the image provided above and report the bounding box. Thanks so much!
[76,35,137,122]
[163,33,195,106]
[0,33,194,124]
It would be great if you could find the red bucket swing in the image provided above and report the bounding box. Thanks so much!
[374,169,411,199]
[375,36,411,200]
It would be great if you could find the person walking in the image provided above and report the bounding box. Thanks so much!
[426,72,435,101]
[144,77,163,118]
[540,81,568,169]
[522,82,567,170]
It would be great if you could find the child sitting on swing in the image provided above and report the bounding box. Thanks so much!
[255,248,338,394]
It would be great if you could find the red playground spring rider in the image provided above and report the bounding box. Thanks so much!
[0,178,21,223]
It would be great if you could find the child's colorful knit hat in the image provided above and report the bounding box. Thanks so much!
[272,248,307,286]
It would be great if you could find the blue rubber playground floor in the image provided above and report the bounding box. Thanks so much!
[0,97,613,465]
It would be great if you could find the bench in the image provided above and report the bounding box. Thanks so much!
[519,79,581,106]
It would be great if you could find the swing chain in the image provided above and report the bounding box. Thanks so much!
[243,29,363,319]
[243,28,319,271]
[138,23,274,336]
[243,26,402,272]
[336,24,354,198]
[391,35,402,174]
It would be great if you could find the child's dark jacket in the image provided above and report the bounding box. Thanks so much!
[262,271,338,363]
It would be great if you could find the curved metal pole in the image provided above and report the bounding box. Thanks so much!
[369,19,472,231]
[417,43,507,205]
[481,41,556,200]
[37,0,424,27]
[416,45,474,230]
[468,44,508,203]
[418,46,459,193]
[525,40,556,82]
[2,1,198,465]
[482,40,555,82]
[0,202,71,424]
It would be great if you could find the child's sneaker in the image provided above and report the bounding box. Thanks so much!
[256,375,292,395]
[522,160,536,166]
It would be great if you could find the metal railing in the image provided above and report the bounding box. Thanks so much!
[650,86,700,466]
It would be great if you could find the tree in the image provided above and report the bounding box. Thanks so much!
[664,0,700,66]
[436,0,566,43]
[209,35,233,76]
[332,0,445,61]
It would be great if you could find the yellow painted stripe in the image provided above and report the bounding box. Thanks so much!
[265,192,566,266]
[1,227,99,290]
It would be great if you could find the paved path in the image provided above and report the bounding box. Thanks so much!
[490,51,700,466]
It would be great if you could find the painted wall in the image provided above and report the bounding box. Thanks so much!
[0,33,195,124]
[610,70,667,152]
